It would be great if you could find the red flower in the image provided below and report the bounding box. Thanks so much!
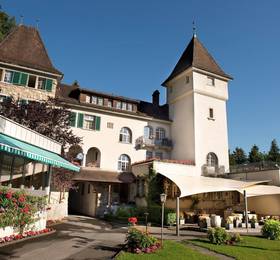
[18,196,25,203]
[6,192,13,199]
[128,217,138,224]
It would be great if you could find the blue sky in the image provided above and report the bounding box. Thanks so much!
[3,0,280,153]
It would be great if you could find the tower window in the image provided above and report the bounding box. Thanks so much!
[207,76,215,86]
[209,108,214,119]
[185,76,190,84]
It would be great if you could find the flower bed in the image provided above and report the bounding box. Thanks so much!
[126,227,161,254]
[0,228,54,245]
[0,187,47,237]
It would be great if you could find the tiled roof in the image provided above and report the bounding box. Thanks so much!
[56,83,170,121]
[0,25,62,75]
[162,35,232,85]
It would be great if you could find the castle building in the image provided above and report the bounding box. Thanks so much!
[5,24,279,218]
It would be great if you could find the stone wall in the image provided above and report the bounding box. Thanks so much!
[0,82,56,101]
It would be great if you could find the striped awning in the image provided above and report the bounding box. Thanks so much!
[0,133,80,172]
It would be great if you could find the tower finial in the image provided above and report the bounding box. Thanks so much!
[20,15,24,25]
[192,20,197,38]
[36,19,39,29]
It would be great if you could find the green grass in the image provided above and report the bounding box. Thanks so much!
[116,240,216,260]
[188,236,280,260]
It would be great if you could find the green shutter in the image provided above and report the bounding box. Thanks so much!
[70,112,77,127]
[77,113,84,128]
[45,79,53,92]
[95,116,101,131]
[19,73,28,86]
[12,71,21,84]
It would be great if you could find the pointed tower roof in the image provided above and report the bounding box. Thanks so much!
[0,25,62,76]
[162,35,232,86]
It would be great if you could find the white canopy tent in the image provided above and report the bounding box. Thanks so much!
[242,185,280,197]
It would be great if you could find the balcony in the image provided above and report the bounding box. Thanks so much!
[135,136,173,151]
[202,165,225,177]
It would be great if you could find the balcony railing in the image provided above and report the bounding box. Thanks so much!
[135,136,173,150]
[202,165,225,177]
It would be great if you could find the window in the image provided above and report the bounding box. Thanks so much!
[37,77,53,91]
[85,95,91,103]
[37,77,46,90]
[4,70,13,83]
[84,114,95,130]
[91,96,97,104]
[127,103,132,111]
[107,122,114,129]
[118,154,131,171]
[209,108,214,119]
[185,76,190,84]
[144,126,153,139]
[116,101,121,109]
[146,151,153,159]
[207,76,215,86]
[155,127,165,140]
[155,152,163,160]
[107,100,112,108]
[121,102,127,110]
[27,75,36,88]
[206,152,218,167]
[97,97,103,106]
[119,127,132,143]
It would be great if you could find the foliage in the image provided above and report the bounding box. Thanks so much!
[118,240,216,260]
[167,213,176,226]
[51,167,77,202]
[147,205,175,225]
[190,236,280,260]
[0,9,16,41]
[126,228,159,254]
[0,97,82,153]
[268,139,280,163]
[207,227,230,245]
[248,145,263,163]
[0,187,47,233]
[230,147,248,165]
[146,168,164,205]
[190,196,200,210]
[230,233,242,243]
[261,219,280,240]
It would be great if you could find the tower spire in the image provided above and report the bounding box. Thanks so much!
[192,20,197,38]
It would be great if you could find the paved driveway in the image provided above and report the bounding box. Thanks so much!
[0,215,127,260]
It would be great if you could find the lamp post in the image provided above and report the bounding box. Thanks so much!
[144,212,149,233]
[160,193,167,247]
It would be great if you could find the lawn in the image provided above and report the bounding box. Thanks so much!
[116,240,216,260]
[188,236,280,260]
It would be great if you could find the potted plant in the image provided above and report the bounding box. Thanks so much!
[251,216,259,228]
[225,217,234,230]
[234,217,242,228]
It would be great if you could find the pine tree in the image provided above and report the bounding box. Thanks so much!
[268,139,280,162]
[248,144,263,163]
[232,147,247,165]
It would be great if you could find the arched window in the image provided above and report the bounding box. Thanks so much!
[118,154,131,171]
[206,153,218,167]
[86,147,101,167]
[119,127,132,143]
[155,127,165,140]
[144,126,153,139]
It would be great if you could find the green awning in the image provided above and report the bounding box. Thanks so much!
[0,133,80,172]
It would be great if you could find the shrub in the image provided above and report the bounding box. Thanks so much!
[207,227,230,245]
[147,205,175,225]
[230,233,242,243]
[262,219,280,240]
[126,228,160,253]
[167,213,176,226]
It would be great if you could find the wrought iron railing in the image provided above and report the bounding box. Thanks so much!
[229,161,279,174]
[135,136,173,150]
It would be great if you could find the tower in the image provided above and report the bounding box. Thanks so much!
[162,34,232,175]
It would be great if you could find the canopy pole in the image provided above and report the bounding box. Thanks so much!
[176,196,180,237]
[0,153,3,184]
[9,156,15,187]
[46,165,52,203]
[244,190,248,233]
[20,158,27,189]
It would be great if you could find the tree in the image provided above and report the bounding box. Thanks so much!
[268,139,280,162]
[231,147,247,165]
[248,145,263,163]
[0,97,82,153]
[229,149,236,166]
[0,9,16,41]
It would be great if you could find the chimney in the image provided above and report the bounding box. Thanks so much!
[152,90,160,106]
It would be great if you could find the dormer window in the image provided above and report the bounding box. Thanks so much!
[121,102,127,110]
[85,95,91,103]
[97,97,103,106]
[107,100,112,108]
[116,101,121,109]
[207,76,215,86]
[127,103,132,111]
[92,96,97,104]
